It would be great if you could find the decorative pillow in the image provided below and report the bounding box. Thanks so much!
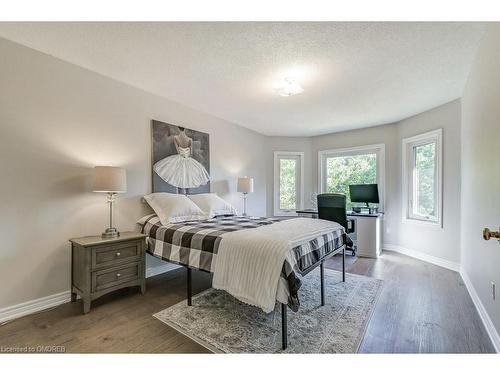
[188,193,237,218]
[143,193,207,225]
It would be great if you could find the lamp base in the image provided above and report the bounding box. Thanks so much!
[102,228,120,238]
[242,192,248,216]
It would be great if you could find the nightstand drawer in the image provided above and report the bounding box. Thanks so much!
[91,241,141,269]
[92,262,141,292]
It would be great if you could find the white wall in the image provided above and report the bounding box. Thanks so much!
[307,101,462,266]
[0,37,269,309]
[461,24,500,342]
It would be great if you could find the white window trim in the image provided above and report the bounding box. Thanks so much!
[402,128,443,228]
[273,151,304,216]
[318,144,386,211]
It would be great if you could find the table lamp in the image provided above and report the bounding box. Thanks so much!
[93,166,127,238]
[237,176,254,216]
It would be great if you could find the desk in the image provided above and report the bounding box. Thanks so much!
[296,209,383,258]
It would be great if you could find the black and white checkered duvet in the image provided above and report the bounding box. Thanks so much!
[141,214,345,311]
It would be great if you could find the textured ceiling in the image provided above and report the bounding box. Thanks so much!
[0,22,485,136]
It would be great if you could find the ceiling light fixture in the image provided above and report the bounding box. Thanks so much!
[275,77,304,97]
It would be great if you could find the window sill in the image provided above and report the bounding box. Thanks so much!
[402,217,442,228]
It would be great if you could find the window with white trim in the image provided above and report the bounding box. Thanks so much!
[402,129,443,226]
[319,144,385,210]
[274,152,304,216]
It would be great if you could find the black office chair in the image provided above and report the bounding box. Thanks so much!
[317,193,355,255]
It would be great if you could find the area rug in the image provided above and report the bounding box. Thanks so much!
[153,268,383,353]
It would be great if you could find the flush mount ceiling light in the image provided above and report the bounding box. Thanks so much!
[275,77,304,97]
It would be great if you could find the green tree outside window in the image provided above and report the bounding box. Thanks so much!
[279,158,297,210]
[414,142,436,218]
[326,154,377,209]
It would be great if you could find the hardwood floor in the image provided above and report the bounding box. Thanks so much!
[326,252,494,353]
[0,251,494,353]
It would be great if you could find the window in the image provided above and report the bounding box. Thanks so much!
[402,129,442,226]
[274,152,304,216]
[319,144,385,210]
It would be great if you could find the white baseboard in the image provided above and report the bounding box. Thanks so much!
[146,263,181,278]
[383,243,460,272]
[460,269,500,353]
[0,264,180,324]
[0,291,71,324]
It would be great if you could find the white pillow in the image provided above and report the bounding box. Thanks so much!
[188,193,237,218]
[143,193,208,225]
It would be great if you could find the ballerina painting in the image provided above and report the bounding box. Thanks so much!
[151,120,210,194]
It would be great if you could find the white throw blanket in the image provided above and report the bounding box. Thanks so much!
[212,217,343,313]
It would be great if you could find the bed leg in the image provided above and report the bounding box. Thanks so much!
[281,303,288,350]
[342,245,346,282]
[187,267,192,306]
[320,261,325,306]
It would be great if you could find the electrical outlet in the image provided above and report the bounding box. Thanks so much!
[492,282,496,301]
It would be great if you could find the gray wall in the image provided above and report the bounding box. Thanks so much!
[0,34,472,315]
[461,24,500,336]
[396,100,462,264]
[0,37,269,309]
[304,101,462,264]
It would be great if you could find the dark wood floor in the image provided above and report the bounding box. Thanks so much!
[0,251,494,353]
[337,252,494,353]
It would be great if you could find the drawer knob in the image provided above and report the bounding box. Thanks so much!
[116,252,121,257]
[116,273,121,278]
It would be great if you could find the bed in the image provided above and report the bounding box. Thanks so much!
[141,213,347,349]
[146,120,347,350]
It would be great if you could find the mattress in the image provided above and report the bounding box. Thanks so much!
[141,214,345,311]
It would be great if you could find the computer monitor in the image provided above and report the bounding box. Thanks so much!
[349,184,379,207]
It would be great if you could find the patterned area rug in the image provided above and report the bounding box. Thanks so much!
[154,268,383,353]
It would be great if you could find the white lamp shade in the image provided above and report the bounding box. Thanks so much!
[93,166,127,193]
[237,177,254,193]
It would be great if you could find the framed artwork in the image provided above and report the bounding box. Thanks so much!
[151,120,210,194]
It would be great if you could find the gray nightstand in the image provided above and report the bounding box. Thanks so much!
[69,232,147,313]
